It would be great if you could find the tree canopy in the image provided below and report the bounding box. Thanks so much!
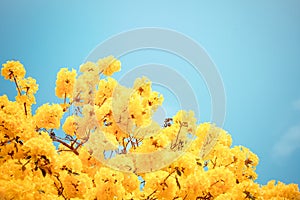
[0,58,299,199]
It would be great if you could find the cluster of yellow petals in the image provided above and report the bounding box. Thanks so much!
[55,68,77,99]
[129,77,164,127]
[18,77,39,95]
[0,58,299,200]
[97,55,121,76]
[261,180,300,199]
[0,95,23,138]
[1,61,38,116]
[62,115,77,136]
[143,170,177,199]
[15,77,39,114]
[95,77,118,107]
[22,131,57,160]
[1,60,26,81]
[93,76,164,146]
[34,103,63,129]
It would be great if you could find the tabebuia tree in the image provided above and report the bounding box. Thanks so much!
[0,57,299,200]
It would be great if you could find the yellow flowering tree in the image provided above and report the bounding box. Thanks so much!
[0,58,299,200]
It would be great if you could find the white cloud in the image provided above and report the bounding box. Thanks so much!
[272,125,300,160]
[292,99,300,110]
[272,99,300,164]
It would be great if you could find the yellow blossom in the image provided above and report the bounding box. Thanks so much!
[55,68,77,99]
[95,77,118,106]
[22,131,57,161]
[97,55,121,76]
[62,115,77,136]
[18,77,39,95]
[1,60,26,81]
[34,103,63,129]
[0,58,300,199]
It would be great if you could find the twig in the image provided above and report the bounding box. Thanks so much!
[11,71,27,115]
[11,71,21,96]
[170,123,184,150]
[24,102,27,116]
[51,137,79,155]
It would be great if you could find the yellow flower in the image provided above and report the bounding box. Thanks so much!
[55,68,77,99]
[59,102,70,112]
[79,61,98,73]
[94,167,125,199]
[0,95,10,111]
[62,115,77,136]
[262,180,300,199]
[122,172,140,193]
[22,131,57,161]
[58,151,83,172]
[15,77,39,108]
[1,58,300,200]
[95,77,118,106]
[97,55,121,76]
[128,79,164,127]
[144,170,177,199]
[59,170,93,199]
[1,60,26,81]
[34,103,63,129]
[133,77,151,97]
[19,77,39,95]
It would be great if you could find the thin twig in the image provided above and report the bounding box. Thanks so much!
[11,72,21,96]
[52,137,79,155]
[171,123,183,150]
[24,102,27,116]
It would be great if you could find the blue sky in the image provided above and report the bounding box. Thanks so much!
[1,1,300,185]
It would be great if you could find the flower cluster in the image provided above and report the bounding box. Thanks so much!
[34,103,63,129]
[55,68,77,99]
[97,55,121,76]
[1,61,38,116]
[1,60,26,81]
[0,59,299,200]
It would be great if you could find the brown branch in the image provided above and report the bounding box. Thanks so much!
[163,170,176,183]
[146,189,157,200]
[10,71,28,116]
[0,138,13,146]
[52,137,79,155]
[54,175,67,200]
[224,156,237,167]
[210,157,217,169]
[210,179,224,188]
[24,102,27,116]
[145,170,176,200]
[70,138,78,147]
[57,149,74,153]
[124,136,137,152]
[21,158,31,171]
[121,137,127,153]
[174,123,183,145]
[11,71,21,96]
[74,140,85,150]
[170,123,184,150]
[74,130,91,150]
